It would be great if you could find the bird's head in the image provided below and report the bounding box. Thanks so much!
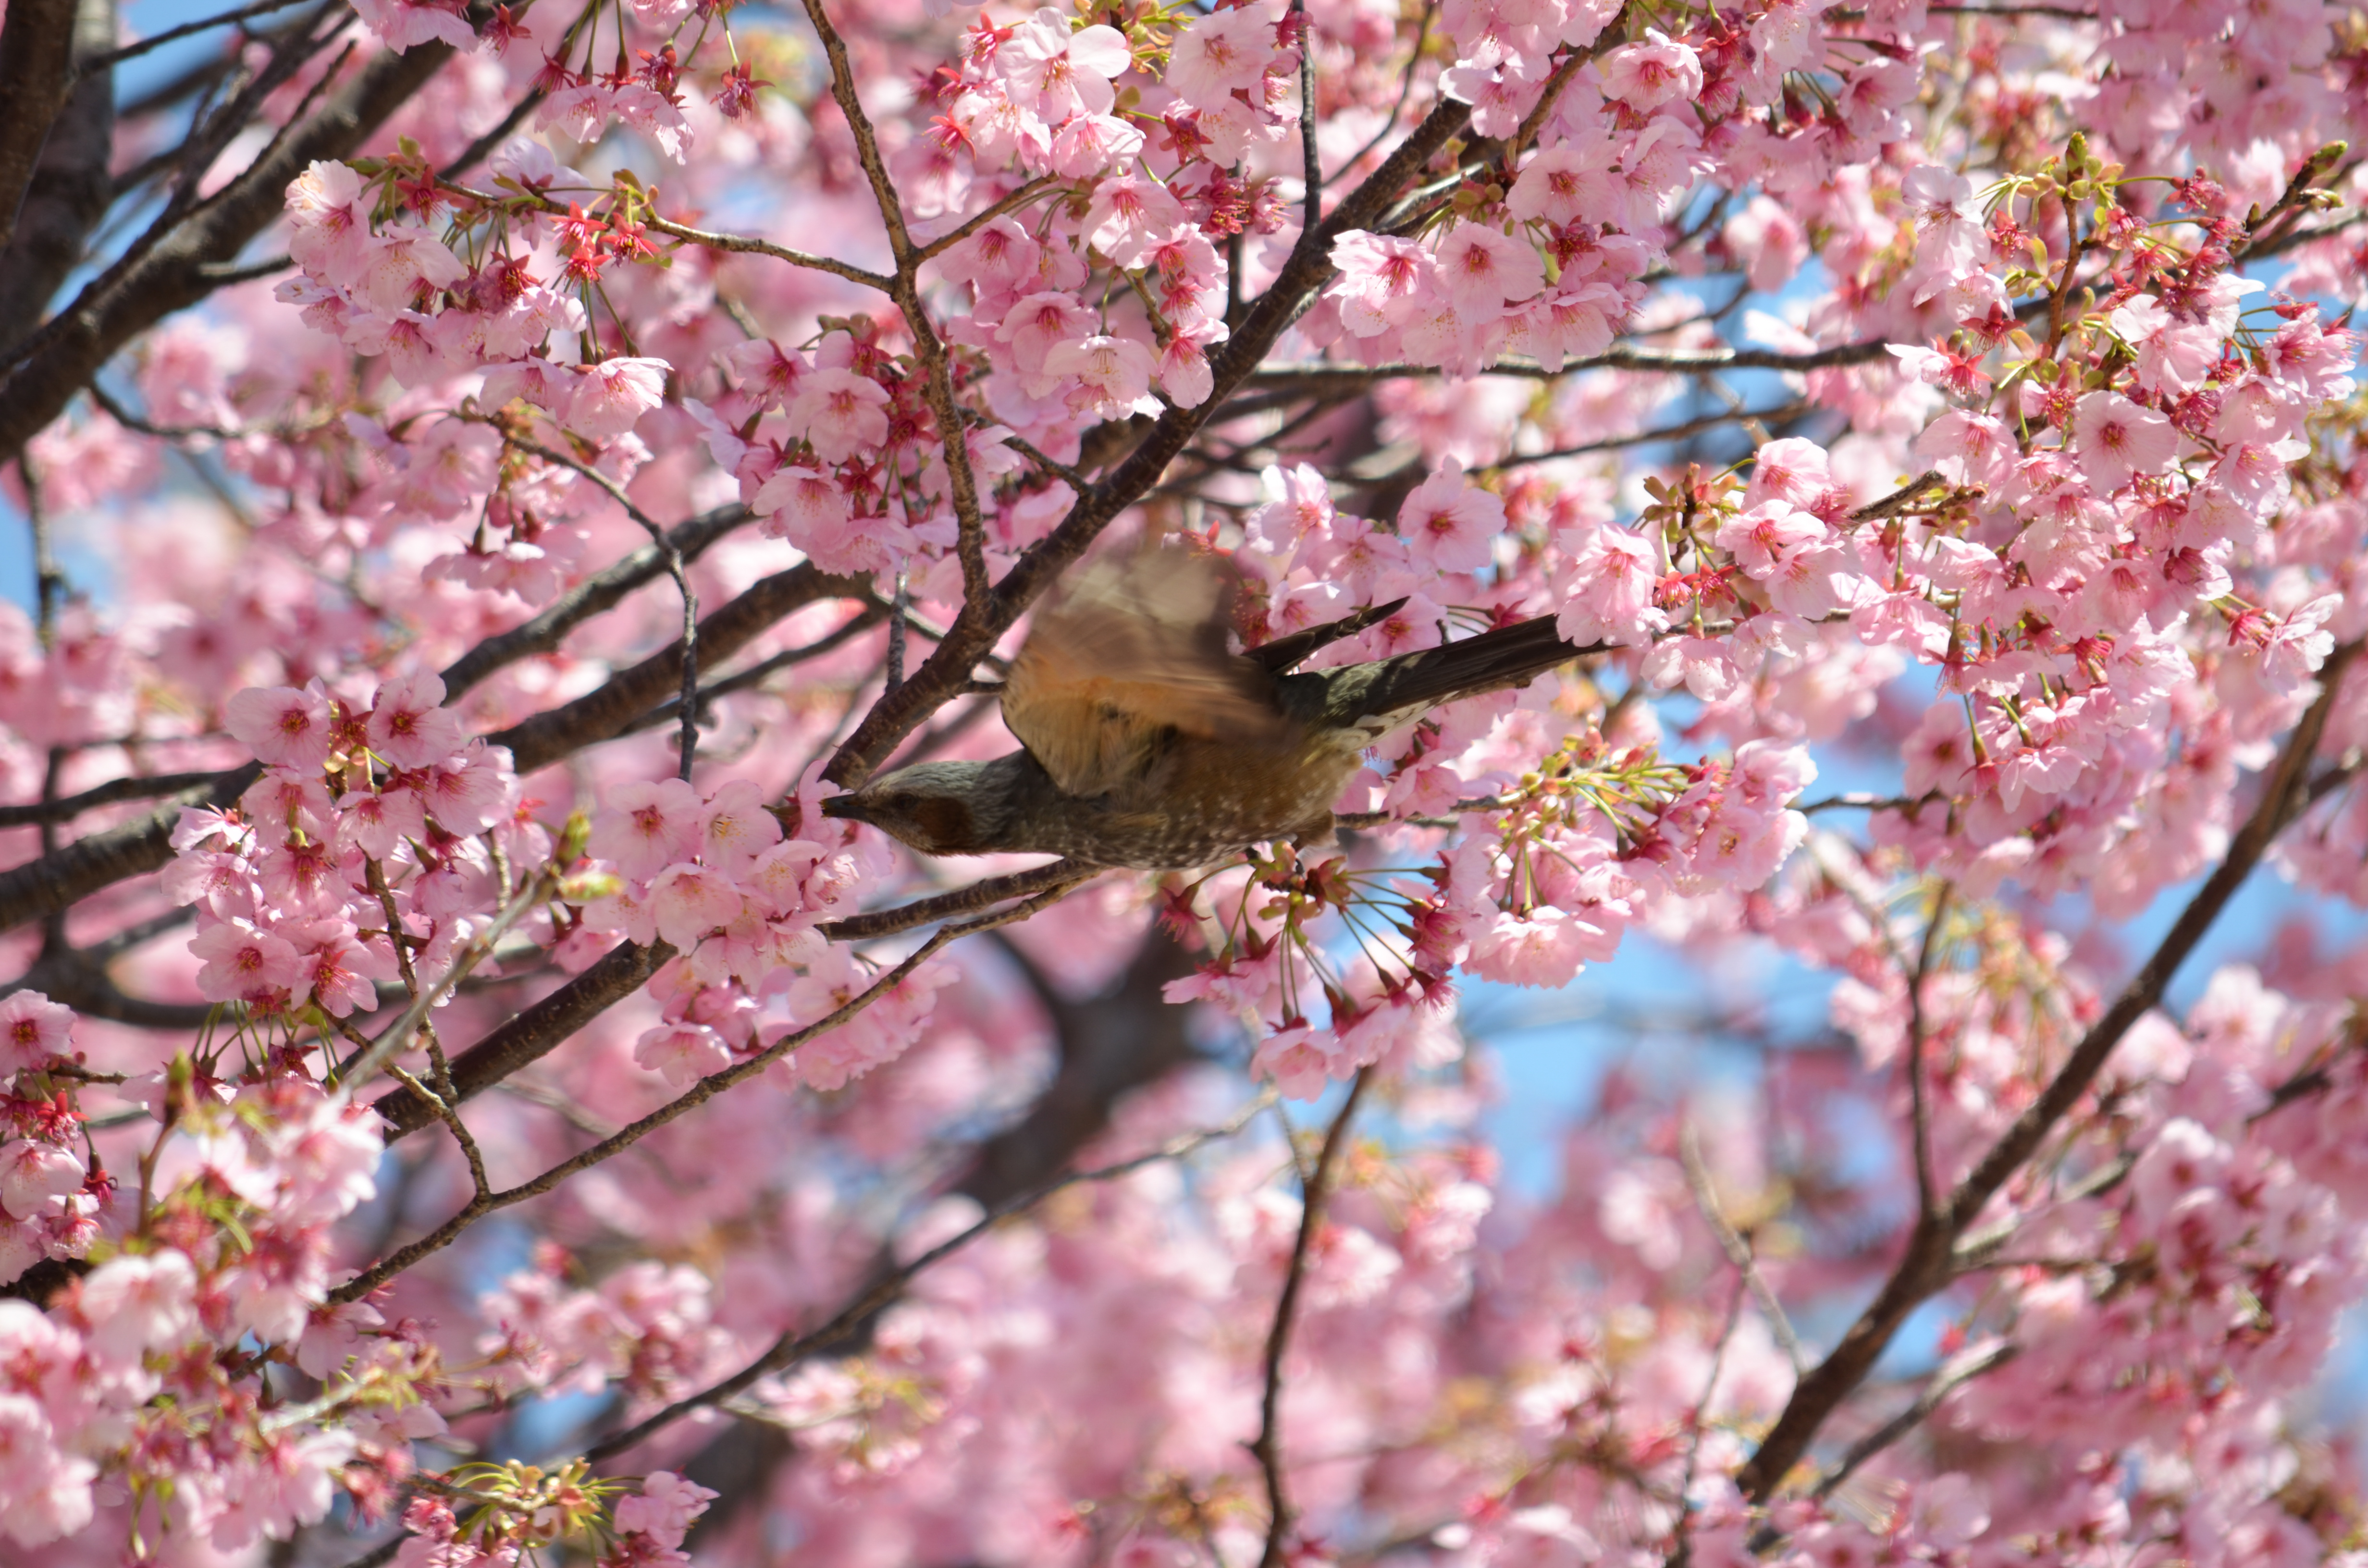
[821,760,1011,857]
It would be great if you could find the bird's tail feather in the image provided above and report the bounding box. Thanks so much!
[1340,616,1596,725]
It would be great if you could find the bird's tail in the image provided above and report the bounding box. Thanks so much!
[1330,615,1595,728]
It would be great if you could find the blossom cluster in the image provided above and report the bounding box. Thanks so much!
[0,994,106,1286]
[168,672,528,1024]
[576,769,952,1092]
[0,1043,408,1553]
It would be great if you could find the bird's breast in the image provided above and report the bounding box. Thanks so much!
[1021,728,1370,870]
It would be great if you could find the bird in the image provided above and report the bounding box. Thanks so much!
[821,548,1589,870]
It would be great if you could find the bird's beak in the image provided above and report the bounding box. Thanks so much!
[820,793,864,822]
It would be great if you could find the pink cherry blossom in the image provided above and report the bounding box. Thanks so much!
[1554,522,1666,646]
[789,368,893,465]
[613,1471,718,1546]
[1165,7,1276,111]
[2073,389,2180,492]
[225,684,337,770]
[192,918,307,1003]
[590,778,706,882]
[366,669,466,769]
[1597,30,1703,109]
[1399,457,1506,572]
[1085,177,1188,267]
[1507,146,1620,227]
[0,992,72,1073]
[10,7,2368,1562]
[1005,10,1132,121]
[1045,333,1158,418]
[648,862,747,946]
[635,1022,734,1087]
[0,1140,83,1220]
[1431,223,1545,314]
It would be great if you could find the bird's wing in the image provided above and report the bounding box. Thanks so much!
[1003,549,1289,798]
[1243,595,1410,674]
[1323,616,1581,735]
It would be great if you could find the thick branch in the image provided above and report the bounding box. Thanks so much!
[0,0,81,257]
[0,766,258,933]
[0,770,228,828]
[957,926,1206,1207]
[371,938,671,1140]
[0,0,116,342]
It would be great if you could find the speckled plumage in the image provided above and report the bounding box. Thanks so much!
[823,553,1587,870]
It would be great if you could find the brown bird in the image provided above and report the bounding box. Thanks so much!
[822,550,1588,870]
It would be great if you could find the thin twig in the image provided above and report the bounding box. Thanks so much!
[1678,1123,1805,1375]
[581,1091,1276,1462]
[331,871,1091,1302]
[1905,885,1954,1219]
[1480,401,1815,475]
[1002,432,1090,489]
[1670,1274,1749,1568]
[912,176,1058,264]
[503,433,701,778]
[1253,1067,1372,1568]
[642,212,892,293]
[819,861,1096,942]
[1809,1342,2018,1500]
[88,379,243,441]
[76,0,319,77]
[1797,791,1943,816]
[622,608,884,737]
[1293,0,1319,232]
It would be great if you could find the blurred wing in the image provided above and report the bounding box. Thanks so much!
[1003,550,1288,797]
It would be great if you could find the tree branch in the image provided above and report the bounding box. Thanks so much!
[0,32,457,466]
[333,870,1091,1300]
[580,1090,1272,1464]
[438,503,749,698]
[76,0,317,78]
[0,0,82,258]
[1680,1121,1805,1376]
[1808,1342,2018,1502]
[0,770,229,828]
[644,212,893,294]
[1254,1067,1372,1568]
[1735,639,2363,1502]
[373,938,672,1139]
[817,861,1095,942]
[0,0,117,343]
